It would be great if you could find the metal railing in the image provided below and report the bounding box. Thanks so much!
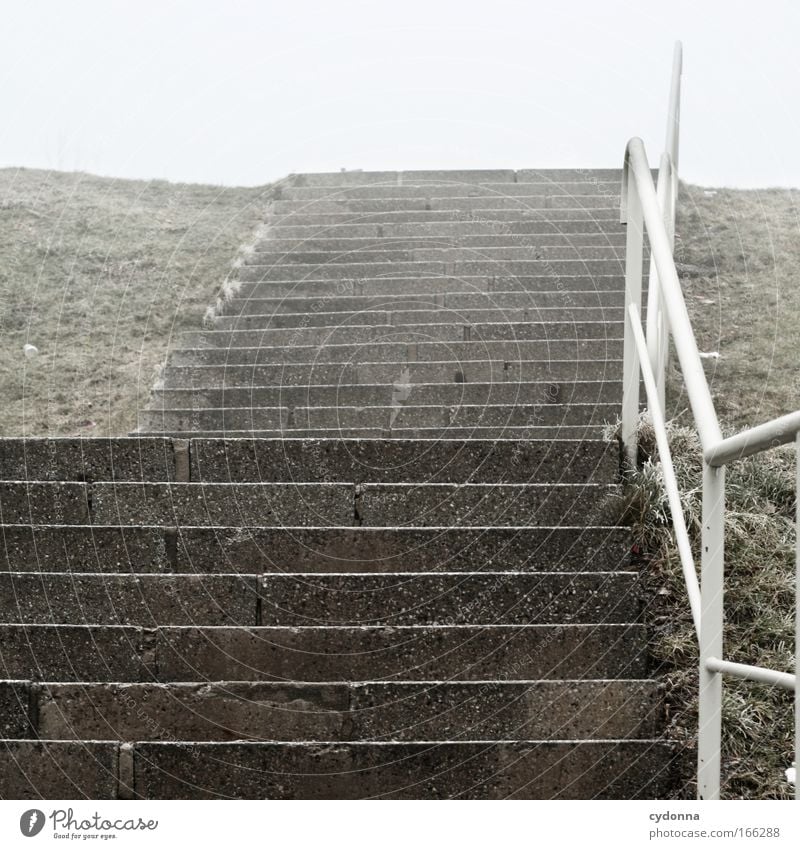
[621,41,799,800]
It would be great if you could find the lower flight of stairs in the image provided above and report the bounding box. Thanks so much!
[0,169,680,799]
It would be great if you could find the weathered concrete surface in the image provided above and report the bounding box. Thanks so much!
[0,525,170,573]
[0,574,258,626]
[36,682,349,743]
[92,483,354,526]
[236,259,624,283]
[356,482,624,526]
[0,680,32,738]
[257,572,640,626]
[168,526,631,574]
[167,337,624,366]
[0,625,156,681]
[189,438,618,484]
[131,740,677,799]
[33,680,660,742]
[0,525,631,574]
[0,741,119,799]
[0,438,175,482]
[155,624,649,682]
[161,358,623,387]
[0,482,89,524]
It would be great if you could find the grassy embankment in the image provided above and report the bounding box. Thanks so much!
[0,168,270,436]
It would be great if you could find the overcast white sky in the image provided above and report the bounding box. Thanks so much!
[1,0,798,188]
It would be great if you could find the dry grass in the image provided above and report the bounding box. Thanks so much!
[0,168,271,436]
[624,420,796,799]
[670,183,800,426]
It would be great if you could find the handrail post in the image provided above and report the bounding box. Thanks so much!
[622,171,644,466]
[666,41,682,174]
[646,153,673,411]
[698,460,725,799]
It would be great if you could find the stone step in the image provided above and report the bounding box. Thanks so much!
[25,679,661,742]
[149,380,623,410]
[280,181,622,200]
[292,169,520,186]
[213,434,620,483]
[228,274,628,298]
[213,306,625,330]
[257,571,640,626]
[0,481,623,526]
[256,233,629,252]
[137,426,610,439]
[178,322,623,350]
[268,219,628,238]
[138,401,620,433]
[0,436,618,485]
[171,339,623,366]
[0,525,631,574]
[0,622,648,682]
[0,571,638,627]
[289,168,635,187]
[247,246,630,265]
[236,259,625,282]
[160,358,623,386]
[271,197,618,216]
[221,290,627,316]
[0,738,676,799]
[0,573,259,626]
[0,437,177,483]
[267,209,621,227]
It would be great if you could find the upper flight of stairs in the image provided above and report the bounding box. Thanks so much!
[0,169,680,799]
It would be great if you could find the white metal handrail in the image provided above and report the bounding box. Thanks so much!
[621,42,798,801]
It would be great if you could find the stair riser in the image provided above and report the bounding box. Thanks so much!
[268,211,622,227]
[139,403,620,432]
[268,220,628,238]
[189,436,619,483]
[167,340,624,366]
[0,526,632,574]
[236,259,625,282]
[0,572,637,626]
[0,482,623,527]
[0,436,618,485]
[137,426,611,439]
[0,739,676,799]
[0,574,257,626]
[280,182,622,200]
[0,623,648,682]
[221,291,627,315]
[271,198,618,215]
[248,246,630,264]
[230,275,628,298]
[149,381,623,409]
[257,573,640,626]
[293,169,519,185]
[161,359,622,386]
[179,323,623,350]
[212,307,625,329]
[28,680,661,742]
[357,483,624,527]
[290,169,636,186]
[257,234,629,252]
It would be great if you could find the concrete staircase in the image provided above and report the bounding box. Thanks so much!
[0,169,678,799]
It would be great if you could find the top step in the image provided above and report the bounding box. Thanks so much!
[289,169,639,187]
